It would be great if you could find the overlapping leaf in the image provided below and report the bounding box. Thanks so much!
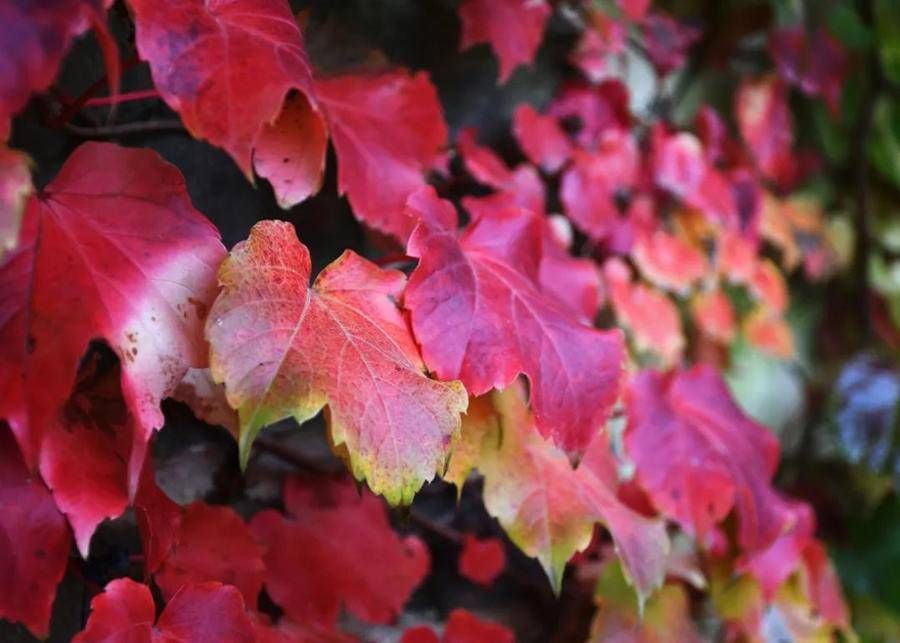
[250,476,429,627]
[405,190,624,456]
[206,220,467,504]
[0,143,224,494]
[625,366,796,552]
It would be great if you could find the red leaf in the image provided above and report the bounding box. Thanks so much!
[625,366,796,551]
[405,191,624,457]
[547,81,631,149]
[632,229,708,294]
[155,502,265,608]
[250,476,429,627]
[134,453,182,576]
[0,0,109,136]
[561,133,638,241]
[253,613,357,643]
[0,145,31,255]
[736,76,795,185]
[512,104,571,173]
[72,578,155,642]
[0,142,224,492]
[691,289,737,344]
[458,535,505,586]
[770,27,846,114]
[603,258,684,366]
[539,216,603,321]
[40,356,131,556]
[0,428,72,638]
[74,578,256,643]
[443,609,515,643]
[458,0,551,83]
[315,70,448,242]
[619,0,651,22]
[206,220,467,504]
[641,12,701,76]
[401,609,514,643]
[129,0,326,203]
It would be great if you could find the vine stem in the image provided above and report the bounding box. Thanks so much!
[83,89,161,108]
[64,119,184,138]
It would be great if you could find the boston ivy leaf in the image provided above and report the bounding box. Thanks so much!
[128,0,326,206]
[449,384,669,599]
[457,0,551,83]
[315,70,448,242]
[155,502,265,608]
[405,190,624,457]
[250,476,429,627]
[512,104,571,173]
[0,142,225,492]
[770,26,847,114]
[736,76,796,186]
[134,452,182,576]
[74,578,255,643]
[0,428,71,639]
[641,11,701,77]
[632,229,708,295]
[0,145,31,256]
[206,220,467,504]
[625,366,796,552]
[402,609,515,643]
[692,289,737,344]
[458,534,506,586]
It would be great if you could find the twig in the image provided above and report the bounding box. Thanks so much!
[65,119,184,138]
[408,508,463,544]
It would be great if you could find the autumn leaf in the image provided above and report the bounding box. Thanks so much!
[134,453,182,576]
[0,428,71,639]
[74,578,255,643]
[457,0,551,83]
[401,609,515,643]
[206,220,467,504]
[0,142,225,494]
[155,502,266,608]
[448,384,669,599]
[405,190,624,457]
[315,70,448,242]
[459,534,506,586]
[250,476,429,627]
[632,229,708,295]
[625,366,797,552]
[128,0,327,206]
[736,76,795,185]
[512,104,571,173]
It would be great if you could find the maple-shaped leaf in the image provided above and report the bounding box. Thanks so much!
[404,190,624,457]
[0,145,31,255]
[250,476,429,627]
[0,0,110,136]
[770,26,847,114]
[0,142,224,492]
[736,76,795,185]
[315,70,448,242]
[74,578,255,643]
[625,366,796,551]
[512,104,571,173]
[448,384,669,598]
[0,428,71,638]
[603,258,684,366]
[632,229,708,295]
[457,0,551,83]
[561,133,639,241]
[129,0,327,207]
[206,220,466,504]
[459,534,506,586]
[155,502,265,607]
[401,609,515,643]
